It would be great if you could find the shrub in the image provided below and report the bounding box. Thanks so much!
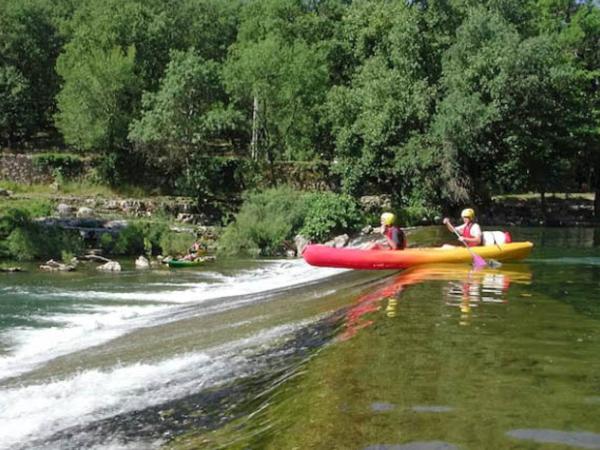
[32,153,86,179]
[0,199,53,218]
[300,192,364,242]
[218,186,311,256]
[3,224,84,261]
[159,231,196,257]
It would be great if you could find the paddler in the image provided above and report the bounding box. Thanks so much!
[182,240,203,261]
[369,212,406,250]
[443,208,482,247]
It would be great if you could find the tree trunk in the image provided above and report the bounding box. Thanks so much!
[251,95,259,161]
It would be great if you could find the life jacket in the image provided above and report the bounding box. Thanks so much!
[462,222,479,247]
[385,226,406,250]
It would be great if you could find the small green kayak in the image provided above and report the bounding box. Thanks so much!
[167,258,204,268]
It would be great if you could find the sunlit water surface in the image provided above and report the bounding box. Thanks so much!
[1,227,599,450]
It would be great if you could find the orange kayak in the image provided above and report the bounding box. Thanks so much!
[302,242,533,270]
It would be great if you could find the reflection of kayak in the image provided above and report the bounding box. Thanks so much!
[342,262,532,340]
[303,242,533,270]
[168,259,204,268]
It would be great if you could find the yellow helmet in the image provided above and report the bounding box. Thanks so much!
[381,212,395,226]
[461,208,475,219]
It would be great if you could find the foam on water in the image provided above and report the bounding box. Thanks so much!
[0,304,169,380]
[0,318,318,450]
[37,260,345,304]
[0,260,344,381]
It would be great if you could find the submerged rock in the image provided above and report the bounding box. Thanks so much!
[0,266,23,273]
[39,259,75,272]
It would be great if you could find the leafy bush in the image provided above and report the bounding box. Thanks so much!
[32,153,86,179]
[2,223,84,261]
[300,192,364,241]
[218,186,311,256]
[175,155,253,220]
[99,223,148,256]
[159,231,196,257]
[0,199,53,217]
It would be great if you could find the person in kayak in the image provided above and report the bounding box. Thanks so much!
[442,208,482,247]
[182,240,204,261]
[369,212,406,250]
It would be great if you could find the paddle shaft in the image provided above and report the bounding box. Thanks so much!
[448,224,488,266]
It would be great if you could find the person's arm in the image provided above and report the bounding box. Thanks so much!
[442,217,462,234]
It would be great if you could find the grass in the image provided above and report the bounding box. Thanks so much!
[0,180,157,198]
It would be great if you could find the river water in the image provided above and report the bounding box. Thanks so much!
[1,227,599,450]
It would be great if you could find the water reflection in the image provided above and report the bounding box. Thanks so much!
[343,264,532,338]
[506,429,600,448]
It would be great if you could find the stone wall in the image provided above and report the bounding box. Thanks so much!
[0,153,54,184]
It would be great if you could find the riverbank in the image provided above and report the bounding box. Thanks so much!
[484,193,598,227]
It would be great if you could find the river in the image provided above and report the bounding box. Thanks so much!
[0,227,599,449]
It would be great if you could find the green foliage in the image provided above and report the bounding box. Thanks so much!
[0,207,84,260]
[0,0,65,144]
[224,0,331,161]
[0,66,33,145]
[175,156,251,211]
[299,192,363,241]
[2,0,599,216]
[218,186,311,256]
[0,200,53,218]
[129,49,243,171]
[159,231,196,257]
[55,45,138,150]
[32,153,85,179]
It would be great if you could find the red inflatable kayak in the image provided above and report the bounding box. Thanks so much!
[302,242,533,270]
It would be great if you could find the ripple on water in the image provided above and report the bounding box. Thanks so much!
[364,442,460,450]
[370,402,395,412]
[411,405,454,413]
[506,429,600,449]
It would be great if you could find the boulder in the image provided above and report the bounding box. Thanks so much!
[359,194,392,212]
[324,234,349,248]
[57,203,73,217]
[294,234,310,255]
[97,261,121,272]
[335,234,350,248]
[76,206,94,218]
[135,256,150,269]
[0,188,12,197]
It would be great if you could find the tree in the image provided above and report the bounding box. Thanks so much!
[129,49,243,171]
[55,46,138,151]
[223,0,331,164]
[0,0,65,143]
[0,66,33,146]
[324,1,438,197]
[433,7,583,211]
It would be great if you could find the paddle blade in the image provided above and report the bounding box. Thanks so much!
[487,258,502,269]
[472,253,488,268]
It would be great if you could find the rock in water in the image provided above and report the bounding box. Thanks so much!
[135,256,150,269]
[97,261,121,272]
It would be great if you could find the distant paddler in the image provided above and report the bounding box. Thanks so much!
[368,212,406,250]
